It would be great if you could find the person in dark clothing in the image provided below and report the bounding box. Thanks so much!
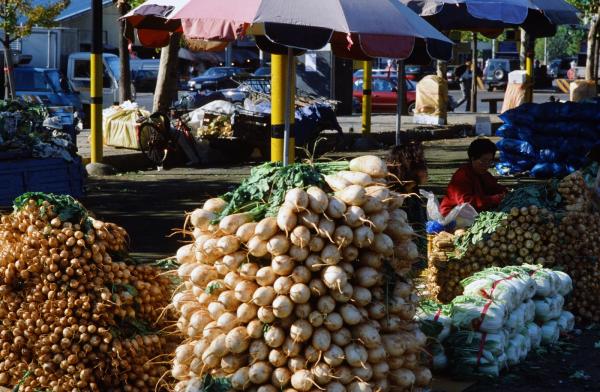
[440,138,507,215]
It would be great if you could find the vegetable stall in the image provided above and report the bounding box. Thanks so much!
[426,163,600,325]
[0,100,84,206]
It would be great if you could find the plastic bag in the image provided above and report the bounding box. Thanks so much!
[420,189,478,228]
[496,138,537,158]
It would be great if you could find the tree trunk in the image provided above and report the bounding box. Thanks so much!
[153,32,181,113]
[118,3,132,103]
[436,60,447,79]
[585,12,599,81]
[519,28,528,70]
[3,39,15,99]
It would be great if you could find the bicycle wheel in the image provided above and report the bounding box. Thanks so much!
[138,122,169,166]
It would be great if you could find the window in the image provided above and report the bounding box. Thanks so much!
[73,60,90,78]
[373,78,394,92]
[14,70,52,92]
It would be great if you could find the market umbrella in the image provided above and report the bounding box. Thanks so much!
[401,0,579,110]
[125,0,453,163]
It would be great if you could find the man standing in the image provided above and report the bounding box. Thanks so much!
[453,60,473,110]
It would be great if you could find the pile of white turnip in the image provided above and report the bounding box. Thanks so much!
[171,155,432,392]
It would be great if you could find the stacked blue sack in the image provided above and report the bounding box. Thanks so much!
[495,101,600,178]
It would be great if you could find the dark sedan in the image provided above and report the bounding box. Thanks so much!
[187,67,246,91]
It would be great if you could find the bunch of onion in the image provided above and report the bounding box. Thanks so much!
[0,197,177,392]
[557,172,590,212]
[171,155,431,392]
[558,210,600,324]
[426,205,559,304]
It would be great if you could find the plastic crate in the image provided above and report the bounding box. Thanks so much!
[0,158,85,207]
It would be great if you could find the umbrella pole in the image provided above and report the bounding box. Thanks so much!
[525,36,534,103]
[361,61,372,134]
[271,54,285,162]
[395,60,405,146]
[470,32,478,113]
[283,47,294,166]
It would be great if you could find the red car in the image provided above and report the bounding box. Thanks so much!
[353,77,416,113]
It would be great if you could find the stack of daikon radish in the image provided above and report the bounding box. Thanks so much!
[171,156,431,392]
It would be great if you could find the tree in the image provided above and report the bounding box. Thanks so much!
[153,32,180,113]
[0,0,69,98]
[567,0,600,80]
[534,26,586,62]
[115,0,133,103]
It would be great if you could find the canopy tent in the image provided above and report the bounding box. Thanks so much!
[401,0,580,111]
[124,0,454,163]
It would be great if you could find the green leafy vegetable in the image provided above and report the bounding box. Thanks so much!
[498,182,562,212]
[216,161,348,221]
[454,212,508,256]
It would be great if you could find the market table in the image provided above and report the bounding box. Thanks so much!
[481,97,504,114]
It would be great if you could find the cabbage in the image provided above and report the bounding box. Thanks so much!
[425,341,448,370]
[446,331,506,377]
[461,270,524,310]
[526,322,542,348]
[505,304,525,332]
[541,320,560,345]
[557,311,575,333]
[500,266,537,301]
[554,271,573,296]
[416,300,452,341]
[534,295,564,322]
[523,299,536,323]
[520,264,558,297]
[518,326,532,355]
[506,334,528,365]
[450,295,508,333]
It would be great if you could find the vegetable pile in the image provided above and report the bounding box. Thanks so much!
[417,265,574,377]
[426,205,558,303]
[171,155,432,391]
[426,164,600,324]
[0,193,177,391]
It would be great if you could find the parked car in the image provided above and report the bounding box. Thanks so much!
[253,66,271,76]
[130,59,160,93]
[404,64,435,82]
[483,58,520,91]
[187,67,246,91]
[13,67,83,131]
[352,69,388,81]
[446,65,460,89]
[548,57,577,79]
[352,76,416,113]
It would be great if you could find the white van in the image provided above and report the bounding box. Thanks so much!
[67,52,136,108]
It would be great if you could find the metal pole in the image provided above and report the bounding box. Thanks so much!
[470,32,478,113]
[90,0,103,163]
[361,61,372,134]
[283,47,294,166]
[225,43,233,66]
[544,37,548,65]
[525,37,534,103]
[47,30,51,68]
[271,54,285,162]
[492,39,496,59]
[395,60,405,146]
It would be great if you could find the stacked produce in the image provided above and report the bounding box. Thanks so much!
[556,169,600,323]
[418,265,574,377]
[426,204,559,303]
[0,100,77,161]
[0,193,176,391]
[495,101,600,178]
[170,156,432,391]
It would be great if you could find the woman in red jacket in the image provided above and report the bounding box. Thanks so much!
[440,138,507,216]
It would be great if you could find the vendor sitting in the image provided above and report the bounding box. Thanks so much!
[440,138,507,215]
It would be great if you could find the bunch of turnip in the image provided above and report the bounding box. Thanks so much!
[0,196,176,391]
[170,155,431,392]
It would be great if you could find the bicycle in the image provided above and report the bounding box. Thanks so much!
[136,109,201,169]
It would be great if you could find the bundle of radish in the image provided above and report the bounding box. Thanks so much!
[171,155,431,391]
[0,193,177,391]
